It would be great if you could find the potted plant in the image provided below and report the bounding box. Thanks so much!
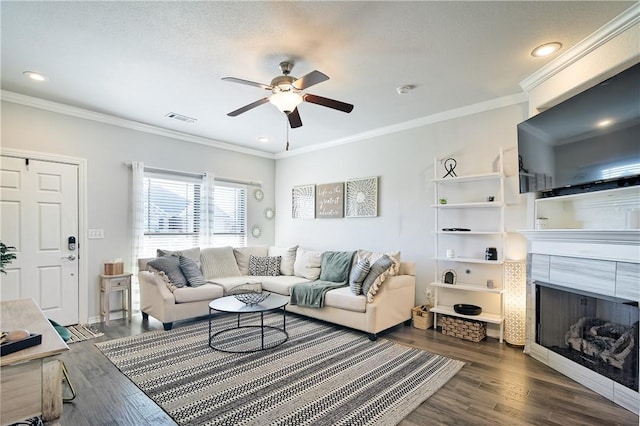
[1,241,17,274]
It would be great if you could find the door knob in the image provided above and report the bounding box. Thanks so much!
[61,255,76,261]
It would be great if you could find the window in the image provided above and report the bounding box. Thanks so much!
[141,172,246,257]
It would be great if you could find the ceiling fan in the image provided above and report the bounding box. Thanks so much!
[222,61,354,129]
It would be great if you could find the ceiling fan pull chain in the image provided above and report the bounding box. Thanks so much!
[285,116,290,151]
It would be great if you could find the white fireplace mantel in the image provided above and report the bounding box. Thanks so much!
[518,229,640,263]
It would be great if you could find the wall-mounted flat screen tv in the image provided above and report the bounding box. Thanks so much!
[517,62,640,196]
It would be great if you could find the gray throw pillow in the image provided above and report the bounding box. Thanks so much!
[349,258,371,295]
[248,255,281,276]
[361,255,393,296]
[179,255,206,287]
[319,251,356,283]
[148,256,188,287]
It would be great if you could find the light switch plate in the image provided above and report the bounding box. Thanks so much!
[88,228,104,239]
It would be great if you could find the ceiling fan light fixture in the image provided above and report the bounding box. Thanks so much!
[270,91,303,113]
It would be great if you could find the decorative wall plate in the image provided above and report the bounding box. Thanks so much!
[264,207,275,220]
[253,188,264,201]
[250,225,262,238]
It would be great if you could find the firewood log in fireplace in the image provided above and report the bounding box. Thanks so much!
[565,317,637,370]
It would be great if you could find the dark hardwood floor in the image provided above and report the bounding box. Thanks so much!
[52,314,638,426]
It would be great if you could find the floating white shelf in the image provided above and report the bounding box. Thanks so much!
[430,305,504,324]
[434,256,504,265]
[432,172,501,184]
[431,281,504,294]
[432,201,504,209]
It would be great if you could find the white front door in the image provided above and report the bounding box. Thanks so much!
[1,155,80,325]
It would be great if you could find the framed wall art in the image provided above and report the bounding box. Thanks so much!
[292,184,315,219]
[315,182,344,218]
[345,177,378,218]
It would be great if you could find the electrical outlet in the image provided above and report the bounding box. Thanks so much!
[88,228,104,239]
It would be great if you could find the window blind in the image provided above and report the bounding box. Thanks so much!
[142,172,246,257]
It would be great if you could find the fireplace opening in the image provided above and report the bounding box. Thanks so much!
[535,283,638,392]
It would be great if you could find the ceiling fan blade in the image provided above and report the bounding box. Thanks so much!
[303,94,354,113]
[222,77,272,90]
[287,108,303,128]
[292,70,329,90]
[227,97,270,116]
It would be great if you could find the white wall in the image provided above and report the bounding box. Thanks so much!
[274,103,528,306]
[1,101,276,322]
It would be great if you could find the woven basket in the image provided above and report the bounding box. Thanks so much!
[412,306,433,330]
[441,314,486,342]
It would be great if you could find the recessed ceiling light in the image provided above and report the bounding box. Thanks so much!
[531,42,562,58]
[23,71,49,82]
[597,119,613,128]
[258,137,270,143]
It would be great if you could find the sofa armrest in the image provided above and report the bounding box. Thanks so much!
[365,273,415,333]
[139,270,177,323]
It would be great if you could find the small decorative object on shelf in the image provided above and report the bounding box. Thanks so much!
[442,158,458,178]
[484,247,498,260]
[442,269,457,284]
[439,198,447,204]
[453,304,482,316]
[486,196,495,202]
[234,291,270,306]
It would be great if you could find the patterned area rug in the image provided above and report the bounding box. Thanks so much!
[67,324,104,343]
[96,313,463,426]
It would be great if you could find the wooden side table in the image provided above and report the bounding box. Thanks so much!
[100,273,132,325]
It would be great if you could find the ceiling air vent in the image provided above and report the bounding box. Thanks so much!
[165,112,197,123]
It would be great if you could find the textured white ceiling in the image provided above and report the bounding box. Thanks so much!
[0,1,634,155]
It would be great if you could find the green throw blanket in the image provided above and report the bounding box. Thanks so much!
[290,250,355,308]
[290,279,347,308]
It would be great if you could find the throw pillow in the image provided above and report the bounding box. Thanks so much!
[248,255,282,276]
[157,247,201,262]
[147,256,188,287]
[355,249,401,276]
[200,246,241,279]
[178,255,207,287]
[293,247,323,280]
[233,246,269,275]
[361,255,394,298]
[268,245,298,276]
[349,258,371,295]
[319,251,356,283]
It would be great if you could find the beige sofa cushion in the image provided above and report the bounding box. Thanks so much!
[173,283,224,303]
[233,246,269,275]
[268,245,298,275]
[261,275,310,295]
[293,248,323,280]
[206,277,262,295]
[200,246,241,279]
[324,287,367,313]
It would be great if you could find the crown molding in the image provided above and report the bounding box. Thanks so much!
[276,92,528,159]
[520,3,640,93]
[0,90,276,160]
[2,89,527,161]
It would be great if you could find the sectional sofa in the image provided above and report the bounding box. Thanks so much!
[138,245,416,340]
